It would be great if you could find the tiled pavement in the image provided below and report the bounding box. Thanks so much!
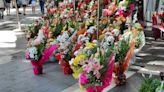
[0,6,164,92]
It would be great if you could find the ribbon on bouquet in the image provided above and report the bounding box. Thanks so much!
[123,40,135,72]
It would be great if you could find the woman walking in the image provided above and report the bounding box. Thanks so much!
[5,0,11,15]
[31,0,36,14]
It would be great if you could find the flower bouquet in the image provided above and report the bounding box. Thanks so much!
[114,38,134,85]
[78,50,115,92]
[117,0,135,17]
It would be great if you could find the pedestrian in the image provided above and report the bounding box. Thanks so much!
[152,12,161,40]
[0,0,5,19]
[5,0,11,15]
[31,0,36,14]
[16,0,22,14]
[22,0,28,15]
[39,0,45,15]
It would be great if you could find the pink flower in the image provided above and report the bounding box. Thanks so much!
[96,72,101,79]
[25,51,30,59]
[93,62,103,79]
[130,4,135,12]
[112,4,116,11]
[103,9,112,16]
[44,27,49,37]
[83,60,93,73]
[34,40,41,46]
[79,72,88,84]
[118,9,123,16]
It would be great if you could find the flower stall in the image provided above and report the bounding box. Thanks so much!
[25,0,145,91]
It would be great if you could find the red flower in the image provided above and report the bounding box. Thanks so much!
[84,0,91,3]
[36,19,39,24]
[44,27,49,32]
[42,15,46,19]
[78,2,82,9]
[55,53,61,60]
[70,3,74,8]
[112,31,115,35]
[104,0,108,5]
[68,29,71,33]
[84,32,88,37]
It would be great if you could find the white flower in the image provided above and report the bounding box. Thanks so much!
[118,0,127,11]
[28,47,37,59]
[84,13,89,19]
[57,32,69,43]
[78,35,84,42]
[69,28,74,33]
[93,40,99,46]
[87,26,97,34]
[69,58,74,65]
[74,51,79,56]
[105,32,112,37]
[133,12,138,23]
[106,36,114,43]
[35,29,45,42]
[112,29,120,36]
[102,42,108,49]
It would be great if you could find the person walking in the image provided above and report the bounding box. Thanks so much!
[16,0,22,14]
[0,0,5,19]
[22,0,28,15]
[31,0,36,14]
[5,0,11,15]
[39,0,45,15]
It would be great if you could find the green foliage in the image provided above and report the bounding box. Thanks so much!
[54,21,64,37]
[139,78,161,92]
[35,41,46,60]
[115,39,130,62]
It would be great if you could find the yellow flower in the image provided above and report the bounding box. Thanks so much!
[61,25,67,32]
[73,54,86,66]
[85,42,97,48]
[99,34,105,41]
[137,25,144,30]
[85,21,90,27]
[72,68,83,79]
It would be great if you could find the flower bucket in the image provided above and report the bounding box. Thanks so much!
[31,61,43,75]
[32,65,43,75]
[60,60,73,75]
[113,40,134,85]
[113,62,126,86]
